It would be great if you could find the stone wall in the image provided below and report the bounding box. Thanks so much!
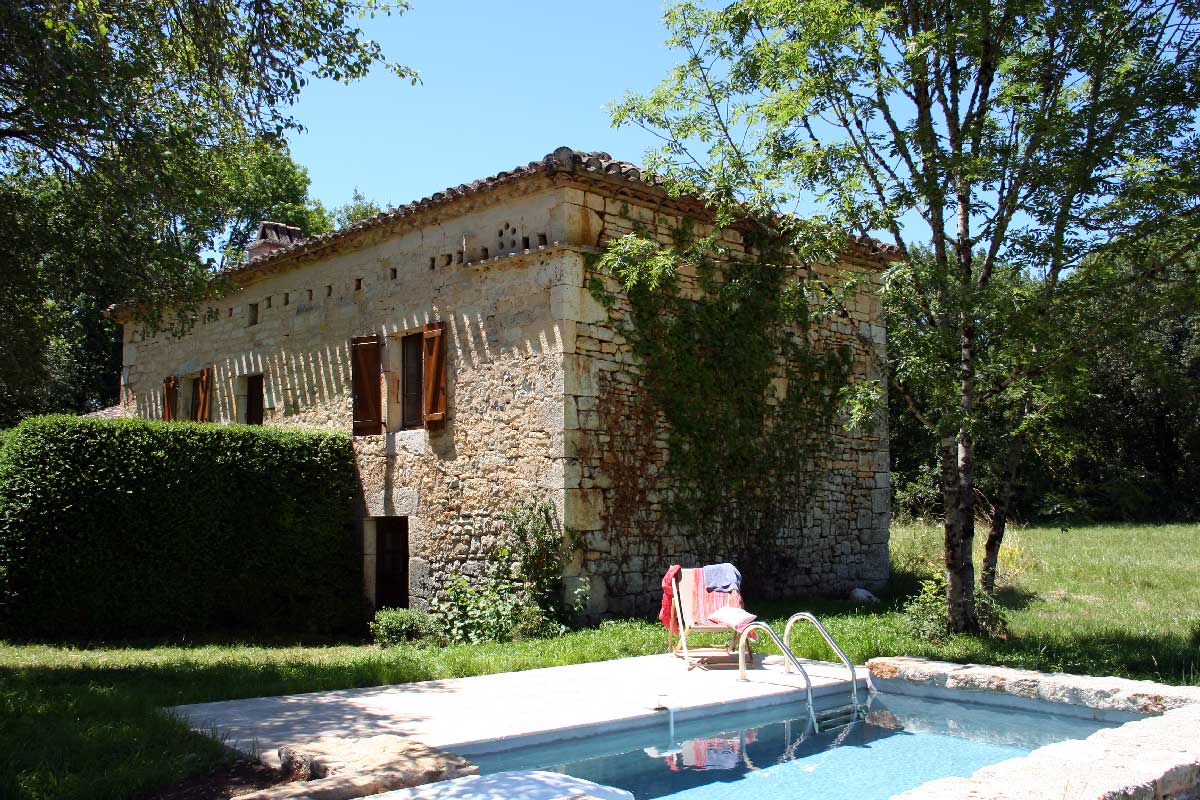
[550,182,891,616]
[122,182,574,607]
[120,163,892,615]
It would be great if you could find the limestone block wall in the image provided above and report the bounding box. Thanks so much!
[119,167,891,616]
[121,183,574,608]
[552,182,891,616]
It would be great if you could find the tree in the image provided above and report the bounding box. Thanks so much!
[0,0,413,424]
[332,187,385,229]
[613,0,1200,630]
[891,247,1200,541]
[1,1,414,174]
[219,142,334,268]
[0,143,332,424]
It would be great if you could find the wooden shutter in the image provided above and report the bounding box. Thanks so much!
[351,335,383,436]
[162,376,178,421]
[422,321,446,428]
[194,366,213,422]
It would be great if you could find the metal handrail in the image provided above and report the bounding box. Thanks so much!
[736,621,819,731]
[783,612,861,715]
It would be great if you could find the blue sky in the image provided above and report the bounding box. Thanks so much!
[287,0,679,212]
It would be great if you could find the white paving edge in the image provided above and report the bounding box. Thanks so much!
[364,770,633,800]
[869,657,1200,800]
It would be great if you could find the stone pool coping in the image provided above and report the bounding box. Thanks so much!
[868,657,1200,800]
[173,653,862,798]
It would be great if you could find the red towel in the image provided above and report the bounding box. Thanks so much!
[659,564,682,633]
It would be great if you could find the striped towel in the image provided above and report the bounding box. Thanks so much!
[685,568,745,625]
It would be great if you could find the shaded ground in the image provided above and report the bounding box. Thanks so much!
[1,522,1196,800]
[147,761,288,800]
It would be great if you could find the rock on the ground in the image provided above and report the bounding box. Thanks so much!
[849,587,880,603]
[237,737,476,800]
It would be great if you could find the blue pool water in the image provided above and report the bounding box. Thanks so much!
[468,693,1129,800]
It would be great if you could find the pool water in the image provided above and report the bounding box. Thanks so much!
[468,694,1129,800]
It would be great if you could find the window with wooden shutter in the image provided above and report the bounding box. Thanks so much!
[162,376,179,421]
[422,321,446,428]
[351,335,383,436]
[400,332,423,429]
[190,367,213,422]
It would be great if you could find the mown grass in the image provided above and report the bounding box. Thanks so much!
[1,522,1197,799]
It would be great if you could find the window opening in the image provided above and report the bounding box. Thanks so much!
[401,332,424,429]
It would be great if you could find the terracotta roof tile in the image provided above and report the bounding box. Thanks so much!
[227,147,650,274]
[228,146,899,274]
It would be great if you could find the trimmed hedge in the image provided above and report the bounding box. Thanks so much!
[0,416,361,640]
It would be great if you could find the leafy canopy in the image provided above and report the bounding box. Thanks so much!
[613,0,1200,629]
[0,1,413,423]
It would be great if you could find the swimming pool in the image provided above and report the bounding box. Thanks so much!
[465,693,1134,800]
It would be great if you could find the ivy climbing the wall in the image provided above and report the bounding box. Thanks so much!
[589,223,862,583]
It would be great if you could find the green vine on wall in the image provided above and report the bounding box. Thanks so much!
[589,224,856,579]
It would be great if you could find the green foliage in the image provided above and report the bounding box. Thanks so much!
[902,574,1008,644]
[616,0,1200,629]
[889,249,1200,524]
[370,607,438,647]
[2,1,415,172]
[500,500,572,617]
[0,416,360,640]
[428,500,573,645]
[594,228,854,569]
[428,573,547,645]
[219,141,336,267]
[331,187,386,229]
[0,0,415,425]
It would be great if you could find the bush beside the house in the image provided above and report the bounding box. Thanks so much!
[427,500,575,645]
[370,607,438,646]
[0,415,360,640]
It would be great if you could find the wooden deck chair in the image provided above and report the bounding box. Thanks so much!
[668,567,755,669]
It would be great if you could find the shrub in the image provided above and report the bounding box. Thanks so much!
[902,573,1008,643]
[0,415,360,640]
[370,607,438,646]
[428,500,574,645]
[499,500,572,618]
[428,573,563,645]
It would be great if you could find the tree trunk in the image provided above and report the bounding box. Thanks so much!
[980,504,1007,597]
[981,434,1022,596]
[941,434,978,633]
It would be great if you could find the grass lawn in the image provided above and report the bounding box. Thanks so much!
[1,521,1197,800]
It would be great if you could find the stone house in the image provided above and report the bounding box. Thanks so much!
[113,147,892,616]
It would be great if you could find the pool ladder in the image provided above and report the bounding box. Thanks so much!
[735,613,866,733]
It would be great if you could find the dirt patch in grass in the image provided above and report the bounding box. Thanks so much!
[145,761,294,800]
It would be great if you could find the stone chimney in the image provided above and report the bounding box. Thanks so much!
[247,221,305,261]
